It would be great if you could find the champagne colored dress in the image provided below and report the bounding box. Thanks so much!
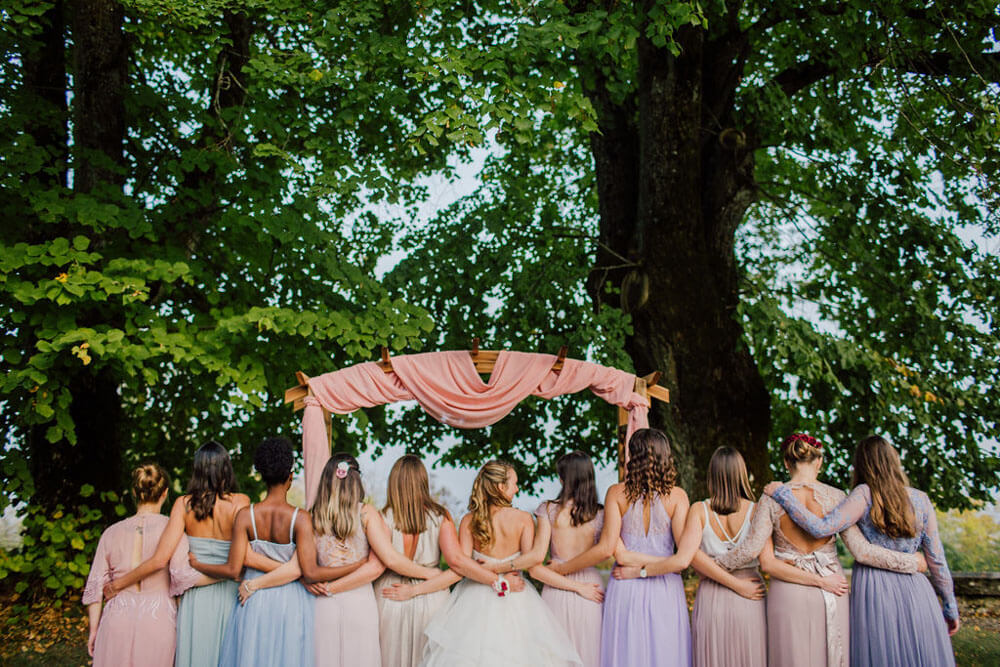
[535,501,604,667]
[770,484,956,666]
[314,504,381,667]
[717,484,922,667]
[82,513,191,667]
[374,509,449,667]
[690,501,766,667]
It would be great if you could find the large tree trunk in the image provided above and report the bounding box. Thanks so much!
[27,0,128,510]
[586,26,772,497]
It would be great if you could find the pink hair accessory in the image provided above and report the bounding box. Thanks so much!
[335,461,350,479]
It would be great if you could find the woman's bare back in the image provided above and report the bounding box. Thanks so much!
[778,487,831,553]
[467,506,531,559]
[182,493,250,540]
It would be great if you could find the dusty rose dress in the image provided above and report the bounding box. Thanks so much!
[690,501,765,667]
[82,513,196,667]
[717,484,922,667]
[314,505,381,667]
[535,501,604,667]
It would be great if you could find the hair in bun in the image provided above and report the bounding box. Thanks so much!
[781,433,824,467]
[132,462,169,505]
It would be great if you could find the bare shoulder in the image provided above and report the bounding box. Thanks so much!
[605,483,625,503]
[231,493,251,507]
[667,485,689,509]
[172,495,189,513]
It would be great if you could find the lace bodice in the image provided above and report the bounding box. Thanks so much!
[383,508,444,568]
[620,494,676,557]
[315,504,370,567]
[534,501,604,563]
[717,482,921,579]
[770,483,958,620]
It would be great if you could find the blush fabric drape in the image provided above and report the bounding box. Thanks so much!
[302,351,650,506]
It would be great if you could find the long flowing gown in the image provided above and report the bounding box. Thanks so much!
[82,513,190,667]
[770,483,956,666]
[374,509,449,667]
[171,536,238,667]
[717,483,922,667]
[217,506,314,667]
[421,550,583,666]
[535,501,604,667]
[690,501,765,667]
[600,494,691,667]
[314,505,381,667]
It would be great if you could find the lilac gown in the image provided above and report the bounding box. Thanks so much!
[600,494,691,667]
[771,484,956,666]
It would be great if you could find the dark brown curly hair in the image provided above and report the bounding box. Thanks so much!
[624,429,677,503]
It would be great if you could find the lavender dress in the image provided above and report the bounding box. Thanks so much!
[771,484,956,666]
[600,494,691,667]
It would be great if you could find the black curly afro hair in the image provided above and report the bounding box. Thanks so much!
[254,436,294,486]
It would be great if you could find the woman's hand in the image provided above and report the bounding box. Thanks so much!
[762,482,783,496]
[505,572,526,592]
[916,551,928,573]
[304,582,329,597]
[101,579,121,601]
[238,579,256,605]
[946,617,960,637]
[574,582,605,603]
[547,561,568,576]
[611,565,640,580]
[733,577,766,600]
[381,583,416,602]
[817,573,849,596]
[87,628,98,657]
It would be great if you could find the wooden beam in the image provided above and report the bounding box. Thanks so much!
[647,384,669,403]
[641,371,661,388]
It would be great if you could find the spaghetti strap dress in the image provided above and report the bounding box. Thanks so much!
[172,536,238,667]
[599,494,691,667]
[217,505,315,667]
[690,501,765,667]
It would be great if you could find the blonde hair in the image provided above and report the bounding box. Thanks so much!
[624,429,677,503]
[781,432,824,469]
[132,463,169,505]
[706,447,754,515]
[468,460,513,550]
[383,455,448,534]
[852,436,916,538]
[311,453,364,540]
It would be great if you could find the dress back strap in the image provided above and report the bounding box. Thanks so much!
[290,507,300,543]
[711,506,736,543]
[249,504,259,541]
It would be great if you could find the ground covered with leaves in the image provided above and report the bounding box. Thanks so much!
[1,589,998,666]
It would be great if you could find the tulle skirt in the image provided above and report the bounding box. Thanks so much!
[850,564,954,666]
[421,577,582,666]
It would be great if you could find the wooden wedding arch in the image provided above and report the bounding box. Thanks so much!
[283,339,669,480]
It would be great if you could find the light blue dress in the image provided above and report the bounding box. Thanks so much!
[174,537,238,667]
[217,506,314,667]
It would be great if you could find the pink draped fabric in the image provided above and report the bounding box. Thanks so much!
[303,351,650,507]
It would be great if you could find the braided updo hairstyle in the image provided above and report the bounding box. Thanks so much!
[132,463,169,505]
[624,429,677,503]
[781,432,824,469]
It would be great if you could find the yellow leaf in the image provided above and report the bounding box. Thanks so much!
[55,273,68,283]
[923,391,938,403]
[308,68,323,82]
[553,81,565,89]
[909,384,920,397]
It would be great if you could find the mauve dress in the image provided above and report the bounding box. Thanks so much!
[313,505,381,667]
[374,509,449,667]
[718,484,922,667]
[535,502,604,667]
[690,501,765,667]
[82,513,192,667]
[771,484,957,666]
[600,493,691,667]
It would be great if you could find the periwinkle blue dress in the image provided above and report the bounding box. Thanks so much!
[174,537,239,667]
[217,506,315,667]
[600,493,692,667]
[771,484,956,667]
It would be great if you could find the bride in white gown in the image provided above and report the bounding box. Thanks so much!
[421,460,584,667]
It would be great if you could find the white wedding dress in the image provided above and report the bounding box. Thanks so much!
[420,551,583,666]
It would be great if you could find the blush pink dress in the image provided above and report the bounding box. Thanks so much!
[82,513,195,666]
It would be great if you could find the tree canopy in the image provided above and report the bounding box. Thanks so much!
[1,0,998,527]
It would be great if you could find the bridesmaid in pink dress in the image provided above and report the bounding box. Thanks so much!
[82,463,206,666]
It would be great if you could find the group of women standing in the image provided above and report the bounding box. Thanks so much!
[84,428,958,667]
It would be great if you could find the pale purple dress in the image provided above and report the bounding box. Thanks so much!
[771,484,956,666]
[535,502,604,667]
[600,493,691,667]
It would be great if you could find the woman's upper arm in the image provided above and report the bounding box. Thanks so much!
[152,498,188,563]
[669,487,689,545]
[458,515,474,555]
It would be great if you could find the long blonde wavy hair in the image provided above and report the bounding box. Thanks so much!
[468,460,513,550]
[311,453,364,540]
